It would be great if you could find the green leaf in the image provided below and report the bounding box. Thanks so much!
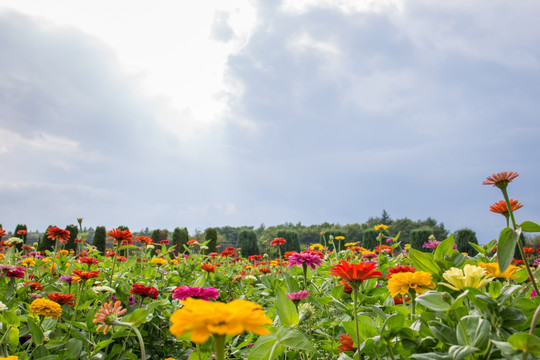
[434,235,455,261]
[416,292,450,312]
[274,287,299,328]
[500,307,527,328]
[469,242,486,256]
[67,338,83,359]
[8,326,19,348]
[277,327,316,353]
[520,221,540,233]
[508,332,540,355]
[381,313,405,339]
[3,309,21,326]
[410,353,450,360]
[123,308,149,326]
[248,331,282,360]
[343,316,378,345]
[497,227,521,273]
[429,322,458,345]
[456,315,490,349]
[408,248,441,278]
[448,345,480,360]
[118,245,139,251]
[28,317,44,346]
[488,281,502,299]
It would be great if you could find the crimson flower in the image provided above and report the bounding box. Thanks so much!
[107,229,133,245]
[489,199,524,215]
[483,171,519,189]
[24,281,44,291]
[330,260,382,288]
[130,283,159,299]
[72,269,100,280]
[270,238,286,246]
[17,229,28,235]
[47,226,71,244]
[338,334,356,353]
[79,257,99,267]
[386,265,416,279]
[48,292,76,305]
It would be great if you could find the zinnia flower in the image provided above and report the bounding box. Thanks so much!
[337,334,356,353]
[72,269,100,280]
[334,236,345,241]
[187,239,198,245]
[330,260,382,288]
[107,228,133,245]
[386,265,416,279]
[172,286,220,301]
[93,301,127,334]
[490,199,524,215]
[46,226,71,244]
[270,238,286,246]
[259,267,271,274]
[440,265,493,291]
[79,257,99,267]
[47,293,76,305]
[24,281,44,291]
[422,239,441,250]
[201,263,217,273]
[286,290,310,301]
[374,224,389,231]
[0,356,18,360]
[0,227,5,238]
[151,258,168,265]
[310,243,325,251]
[0,265,26,279]
[287,251,323,269]
[130,283,159,299]
[169,298,272,343]
[483,171,519,189]
[478,262,520,280]
[388,271,435,297]
[29,298,62,319]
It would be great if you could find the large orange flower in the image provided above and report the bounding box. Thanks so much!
[489,199,523,214]
[330,260,382,288]
[107,228,133,245]
[46,226,71,244]
[72,270,100,280]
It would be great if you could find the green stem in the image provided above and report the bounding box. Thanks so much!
[302,264,308,291]
[530,303,540,335]
[115,321,146,360]
[213,334,226,360]
[64,281,85,341]
[410,292,416,317]
[109,244,119,286]
[353,286,361,360]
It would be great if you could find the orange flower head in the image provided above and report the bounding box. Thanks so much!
[483,171,519,189]
[47,292,76,305]
[201,263,217,273]
[72,269,100,280]
[46,226,71,244]
[0,227,6,238]
[338,334,356,353]
[489,199,523,215]
[107,229,133,244]
[330,260,382,288]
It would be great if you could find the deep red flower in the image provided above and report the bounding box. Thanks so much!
[270,238,286,246]
[386,265,416,279]
[17,229,28,235]
[338,334,356,353]
[24,281,44,291]
[489,199,524,215]
[330,260,382,288]
[160,240,170,245]
[47,226,71,244]
[483,171,519,189]
[0,227,6,238]
[129,283,159,299]
[48,292,76,305]
[187,240,198,245]
[339,280,353,294]
[259,267,271,274]
[220,250,237,257]
[107,229,133,245]
[248,255,263,262]
[116,256,127,262]
[79,257,99,267]
[393,296,411,305]
[72,269,100,280]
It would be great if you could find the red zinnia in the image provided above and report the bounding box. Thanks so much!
[129,283,159,299]
[48,292,76,305]
[489,199,524,215]
[270,238,286,246]
[201,263,216,273]
[248,255,263,262]
[259,267,271,274]
[79,257,99,267]
[483,171,519,189]
[339,280,353,294]
[72,269,100,280]
[330,260,382,288]
[187,240,198,245]
[160,240,170,245]
[47,226,71,244]
[24,281,44,291]
[0,227,6,238]
[107,229,133,245]
[337,334,356,353]
[17,229,28,235]
[386,265,416,279]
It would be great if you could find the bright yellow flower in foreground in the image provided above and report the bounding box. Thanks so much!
[479,262,520,280]
[374,224,389,231]
[169,298,272,343]
[29,298,62,319]
[310,243,324,251]
[21,258,35,267]
[151,258,168,265]
[0,356,19,360]
[388,271,436,297]
[440,265,493,291]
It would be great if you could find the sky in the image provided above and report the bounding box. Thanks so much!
[1,0,539,243]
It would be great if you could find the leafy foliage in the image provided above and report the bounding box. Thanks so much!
[237,230,260,257]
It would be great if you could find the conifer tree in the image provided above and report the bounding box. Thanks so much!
[37,225,55,252]
[93,226,107,254]
[172,227,189,255]
[237,230,260,257]
[64,225,78,252]
[205,228,218,254]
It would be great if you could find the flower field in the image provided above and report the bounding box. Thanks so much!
[1,172,540,360]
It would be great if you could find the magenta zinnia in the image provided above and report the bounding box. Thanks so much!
[286,290,310,301]
[172,286,219,301]
[287,251,323,269]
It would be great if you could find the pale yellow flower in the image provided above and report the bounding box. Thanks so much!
[440,265,493,291]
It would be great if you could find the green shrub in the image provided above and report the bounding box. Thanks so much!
[64,225,78,252]
[172,227,189,255]
[410,228,433,252]
[93,226,107,254]
[37,225,55,252]
[362,229,378,250]
[205,228,218,254]
[454,228,479,256]
[237,230,260,257]
[277,230,300,253]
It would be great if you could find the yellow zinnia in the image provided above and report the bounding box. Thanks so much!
[440,265,493,291]
[345,242,357,247]
[151,258,168,265]
[29,298,62,319]
[59,250,69,256]
[388,271,436,297]
[0,356,18,360]
[374,224,389,231]
[169,298,272,344]
[478,262,520,280]
[310,243,324,251]
[335,236,345,241]
[21,258,35,267]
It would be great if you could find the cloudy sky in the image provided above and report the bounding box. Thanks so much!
[1,0,539,243]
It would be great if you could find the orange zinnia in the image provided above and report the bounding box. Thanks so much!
[72,269,100,280]
[46,226,71,244]
[0,227,6,238]
[47,292,76,305]
[483,171,519,189]
[107,229,133,244]
[489,199,523,215]
[201,263,216,273]
[330,260,382,288]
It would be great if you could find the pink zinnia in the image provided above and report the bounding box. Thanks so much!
[286,290,310,301]
[0,264,26,279]
[483,171,519,189]
[422,239,440,249]
[172,286,219,301]
[287,251,323,269]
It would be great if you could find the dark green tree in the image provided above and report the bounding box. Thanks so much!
[277,230,300,253]
[237,230,260,257]
[64,225,78,252]
[454,229,479,256]
[37,225,55,252]
[381,210,392,225]
[410,228,433,252]
[205,228,218,254]
[362,229,378,250]
[14,224,28,250]
[93,226,107,254]
[172,227,189,255]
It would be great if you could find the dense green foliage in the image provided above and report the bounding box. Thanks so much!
[362,229,378,250]
[172,227,189,255]
[277,230,300,253]
[237,230,260,257]
[93,226,107,253]
[37,225,55,251]
[409,227,434,252]
[454,228,479,256]
[64,224,78,252]
[205,227,218,254]
[13,224,27,251]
